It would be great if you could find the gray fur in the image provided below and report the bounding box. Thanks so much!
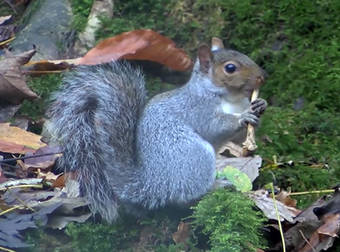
[47,50,265,222]
[47,62,146,221]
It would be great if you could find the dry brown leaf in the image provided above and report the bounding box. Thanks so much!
[299,214,340,252]
[23,30,192,74]
[276,190,297,208]
[79,29,193,71]
[52,173,66,188]
[23,58,80,75]
[172,221,191,245]
[0,49,38,104]
[0,123,46,154]
[0,139,36,153]
[318,213,340,237]
[52,172,77,188]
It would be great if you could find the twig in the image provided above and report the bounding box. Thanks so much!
[0,152,62,163]
[242,89,259,156]
[15,196,35,212]
[0,205,21,217]
[23,70,65,74]
[270,182,286,252]
[0,245,16,252]
[0,184,43,191]
[0,178,43,190]
[299,230,317,252]
[0,36,15,46]
[289,189,335,196]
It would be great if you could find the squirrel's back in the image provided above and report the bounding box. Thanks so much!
[47,61,146,221]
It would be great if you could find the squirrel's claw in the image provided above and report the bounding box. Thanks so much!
[250,98,267,116]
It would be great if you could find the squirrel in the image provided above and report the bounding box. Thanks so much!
[46,37,267,222]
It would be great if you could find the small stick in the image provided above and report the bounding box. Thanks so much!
[0,245,16,252]
[0,152,62,163]
[0,205,21,217]
[242,88,259,156]
[289,189,335,196]
[0,178,43,191]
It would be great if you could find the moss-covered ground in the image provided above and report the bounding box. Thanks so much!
[12,0,340,250]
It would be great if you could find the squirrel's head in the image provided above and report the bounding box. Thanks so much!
[198,37,265,96]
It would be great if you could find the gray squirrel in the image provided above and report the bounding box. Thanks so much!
[47,37,267,222]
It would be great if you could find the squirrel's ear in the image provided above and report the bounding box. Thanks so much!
[211,37,224,51]
[198,44,212,74]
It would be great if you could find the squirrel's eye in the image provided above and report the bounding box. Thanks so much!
[224,63,237,74]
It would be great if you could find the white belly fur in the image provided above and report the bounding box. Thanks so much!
[221,99,249,115]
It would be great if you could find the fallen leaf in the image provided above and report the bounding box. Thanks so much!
[79,29,193,71]
[0,15,12,26]
[23,145,61,170]
[172,221,191,245]
[216,165,252,192]
[248,189,299,223]
[0,203,62,248]
[0,123,46,154]
[216,155,262,182]
[282,220,321,251]
[318,213,340,237]
[52,173,66,188]
[299,214,340,252]
[276,190,297,208]
[23,59,79,75]
[0,49,38,104]
[0,139,36,154]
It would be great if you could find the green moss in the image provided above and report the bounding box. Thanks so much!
[65,219,139,251]
[18,74,63,120]
[191,189,268,252]
[70,0,94,32]
[25,228,73,252]
[255,105,339,207]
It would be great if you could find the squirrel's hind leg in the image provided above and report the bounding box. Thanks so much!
[133,120,216,209]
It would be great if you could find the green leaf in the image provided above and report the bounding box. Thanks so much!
[216,166,252,192]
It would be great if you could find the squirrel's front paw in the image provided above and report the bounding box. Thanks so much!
[251,98,267,116]
[239,111,259,127]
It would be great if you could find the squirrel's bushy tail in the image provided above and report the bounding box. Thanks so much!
[47,62,146,222]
